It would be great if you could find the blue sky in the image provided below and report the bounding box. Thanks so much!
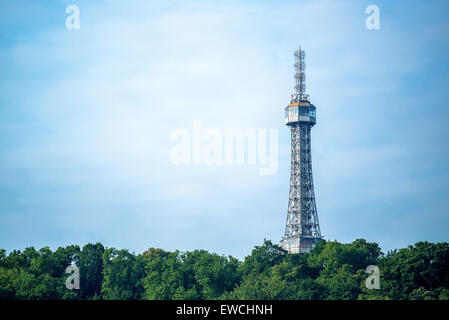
[1,0,448,259]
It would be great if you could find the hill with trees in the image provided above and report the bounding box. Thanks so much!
[1,239,448,300]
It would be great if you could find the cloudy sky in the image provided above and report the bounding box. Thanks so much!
[1,0,448,259]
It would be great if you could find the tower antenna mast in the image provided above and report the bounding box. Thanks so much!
[292,45,309,102]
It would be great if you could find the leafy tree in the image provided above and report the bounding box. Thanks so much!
[409,287,434,300]
[79,243,104,299]
[439,288,449,300]
[317,265,364,300]
[140,248,185,300]
[226,271,292,300]
[181,250,241,299]
[238,239,286,277]
[0,267,16,299]
[101,248,143,300]
[140,248,241,300]
[377,241,449,299]
[226,241,301,300]
[308,239,381,276]
[296,278,327,300]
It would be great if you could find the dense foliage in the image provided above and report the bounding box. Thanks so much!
[1,239,448,300]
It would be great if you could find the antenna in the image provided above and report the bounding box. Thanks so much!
[292,45,309,102]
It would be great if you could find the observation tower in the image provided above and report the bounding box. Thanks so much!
[280,46,322,254]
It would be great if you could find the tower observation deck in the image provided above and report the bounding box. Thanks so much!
[280,45,322,254]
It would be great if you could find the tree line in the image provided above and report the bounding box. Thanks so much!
[1,239,448,300]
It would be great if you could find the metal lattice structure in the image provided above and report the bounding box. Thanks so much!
[281,45,322,254]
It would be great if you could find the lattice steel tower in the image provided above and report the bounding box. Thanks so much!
[280,45,322,254]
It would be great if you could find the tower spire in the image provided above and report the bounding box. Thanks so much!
[292,45,309,103]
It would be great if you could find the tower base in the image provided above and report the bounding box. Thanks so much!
[280,236,321,254]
